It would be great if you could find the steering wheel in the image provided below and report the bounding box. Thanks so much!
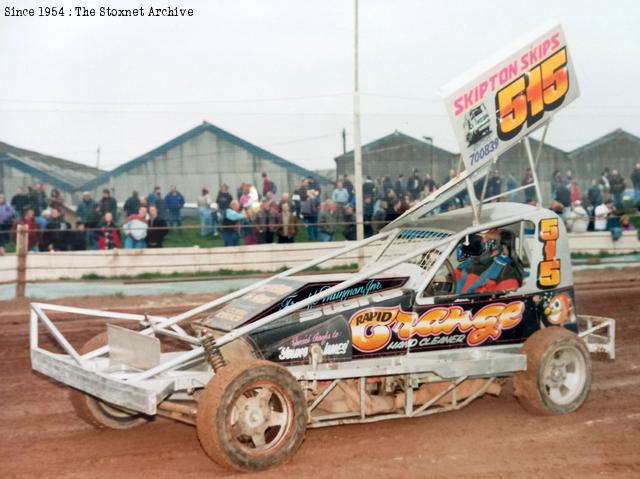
[423,258,456,297]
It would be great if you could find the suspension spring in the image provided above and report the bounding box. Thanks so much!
[202,334,227,372]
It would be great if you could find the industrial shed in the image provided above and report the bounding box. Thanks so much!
[82,121,330,203]
[0,141,102,204]
[334,131,458,183]
[568,129,640,187]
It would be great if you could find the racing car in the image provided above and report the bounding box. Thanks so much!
[29,161,616,472]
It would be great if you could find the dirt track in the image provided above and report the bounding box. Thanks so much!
[1,270,639,478]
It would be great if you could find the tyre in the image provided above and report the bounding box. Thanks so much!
[196,359,308,472]
[69,332,149,429]
[514,327,592,415]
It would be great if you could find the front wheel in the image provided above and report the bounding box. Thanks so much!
[514,327,592,415]
[196,360,308,472]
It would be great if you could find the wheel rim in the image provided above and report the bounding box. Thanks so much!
[542,346,587,406]
[228,381,292,454]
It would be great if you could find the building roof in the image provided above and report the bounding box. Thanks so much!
[334,130,457,162]
[82,121,331,190]
[568,128,640,157]
[0,141,102,192]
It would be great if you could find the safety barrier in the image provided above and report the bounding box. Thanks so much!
[1,226,638,295]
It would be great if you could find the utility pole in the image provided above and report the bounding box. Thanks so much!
[353,0,364,242]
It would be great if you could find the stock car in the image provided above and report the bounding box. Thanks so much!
[29,199,616,472]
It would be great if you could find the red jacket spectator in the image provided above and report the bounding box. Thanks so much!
[13,212,41,251]
[98,217,120,250]
[570,180,581,204]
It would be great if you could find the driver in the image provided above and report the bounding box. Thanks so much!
[455,229,518,294]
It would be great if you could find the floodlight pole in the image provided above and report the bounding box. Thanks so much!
[353,0,364,242]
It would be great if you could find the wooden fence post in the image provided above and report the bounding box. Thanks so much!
[16,224,28,298]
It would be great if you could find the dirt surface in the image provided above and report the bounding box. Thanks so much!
[1,269,639,478]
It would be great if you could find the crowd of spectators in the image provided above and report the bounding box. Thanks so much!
[549,163,640,239]
[1,163,639,254]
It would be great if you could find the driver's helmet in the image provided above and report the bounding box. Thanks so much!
[456,233,484,261]
[482,228,501,255]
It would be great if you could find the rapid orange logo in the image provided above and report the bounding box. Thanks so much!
[350,302,525,352]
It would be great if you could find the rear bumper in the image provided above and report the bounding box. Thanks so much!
[577,315,616,360]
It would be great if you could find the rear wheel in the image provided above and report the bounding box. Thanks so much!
[196,360,307,472]
[514,327,591,415]
[69,332,149,429]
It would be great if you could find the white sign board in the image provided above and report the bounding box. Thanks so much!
[442,22,579,173]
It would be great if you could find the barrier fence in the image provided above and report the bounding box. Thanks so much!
[2,217,640,298]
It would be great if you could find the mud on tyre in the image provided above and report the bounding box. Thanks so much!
[196,359,308,472]
[514,327,592,415]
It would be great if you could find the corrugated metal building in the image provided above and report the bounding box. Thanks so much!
[335,129,640,203]
[82,121,330,202]
[0,142,102,204]
[334,131,458,183]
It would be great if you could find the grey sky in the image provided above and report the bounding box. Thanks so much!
[1,0,638,173]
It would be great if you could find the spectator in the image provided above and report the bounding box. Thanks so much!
[99,189,117,219]
[561,169,573,186]
[13,208,41,252]
[407,169,423,199]
[86,203,102,250]
[343,204,357,240]
[154,190,167,219]
[210,202,220,237]
[551,170,562,198]
[609,169,626,210]
[279,192,292,211]
[423,174,436,193]
[631,162,640,207]
[30,183,48,216]
[555,181,572,217]
[363,176,376,198]
[363,195,374,238]
[522,168,535,203]
[164,185,185,230]
[198,188,213,237]
[48,188,64,211]
[139,196,148,208]
[373,200,388,232]
[147,186,161,206]
[594,199,613,231]
[97,212,120,250]
[486,170,502,199]
[146,205,168,248]
[0,194,16,254]
[221,200,244,247]
[587,179,603,208]
[301,189,319,241]
[123,206,149,249]
[386,199,402,223]
[566,200,588,233]
[318,200,335,242]
[42,207,71,252]
[382,176,393,195]
[10,187,29,218]
[239,184,254,209]
[273,201,298,243]
[342,174,354,200]
[620,214,635,231]
[308,176,321,196]
[506,173,519,202]
[35,209,50,232]
[262,172,276,197]
[242,208,259,245]
[76,192,95,224]
[68,221,87,251]
[570,179,581,204]
[599,169,611,197]
[332,181,349,223]
[419,183,432,201]
[123,191,141,217]
[256,202,274,244]
[394,175,405,197]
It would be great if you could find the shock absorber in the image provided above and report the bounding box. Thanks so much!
[201,334,227,372]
